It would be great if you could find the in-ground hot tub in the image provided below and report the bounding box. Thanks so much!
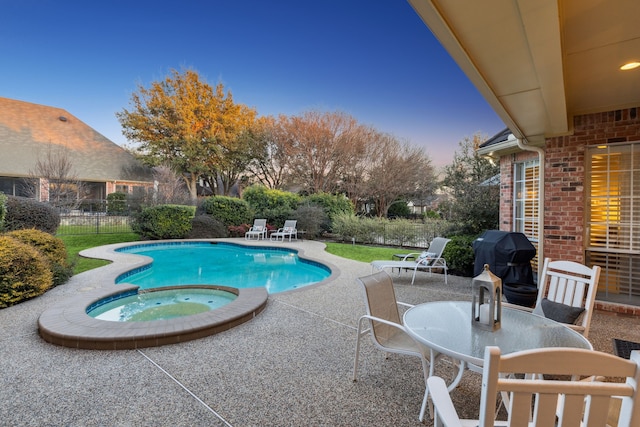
[38,285,267,350]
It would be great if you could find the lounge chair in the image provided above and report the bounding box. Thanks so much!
[503,257,601,337]
[245,219,267,240]
[371,237,451,284]
[428,346,640,426]
[270,220,297,242]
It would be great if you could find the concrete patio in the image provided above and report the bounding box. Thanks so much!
[1,239,639,426]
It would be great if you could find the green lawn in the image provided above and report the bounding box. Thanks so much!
[323,242,415,263]
[58,233,139,274]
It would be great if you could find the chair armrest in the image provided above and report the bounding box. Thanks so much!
[502,302,534,312]
[427,376,463,427]
[402,252,422,260]
[360,314,410,334]
[397,301,415,309]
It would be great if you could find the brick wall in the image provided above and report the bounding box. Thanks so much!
[499,107,640,264]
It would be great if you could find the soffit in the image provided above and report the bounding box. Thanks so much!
[408,0,640,145]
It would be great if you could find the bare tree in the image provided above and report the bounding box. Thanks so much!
[364,134,435,217]
[25,144,87,210]
[245,115,294,189]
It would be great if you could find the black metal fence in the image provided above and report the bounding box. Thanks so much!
[56,200,134,235]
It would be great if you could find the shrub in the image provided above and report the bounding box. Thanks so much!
[302,192,353,231]
[106,192,128,215]
[200,196,253,226]
[187,215,228,238]
[0,192,6,230]
[6,229,73,287]
[442,234,476,277]
[385,219,419,247]
[332,213,384,244]
[387,201,411,219]
[242,185,301,217]
[131,205,194,240]
[4,196,60,234]
[292,205,328,238]
[0,235,53,308]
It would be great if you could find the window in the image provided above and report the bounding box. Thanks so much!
[586,143,640,304]
[513,160,539,240]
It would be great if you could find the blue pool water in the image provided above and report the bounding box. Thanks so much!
[115,242,331,293]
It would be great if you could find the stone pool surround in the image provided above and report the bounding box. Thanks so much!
[37,239,335,350]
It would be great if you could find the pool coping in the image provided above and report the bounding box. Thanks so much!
[38,284,268,350]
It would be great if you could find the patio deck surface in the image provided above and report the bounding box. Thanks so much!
[1,238,639,426]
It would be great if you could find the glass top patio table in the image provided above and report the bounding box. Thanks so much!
[403,300,592,367]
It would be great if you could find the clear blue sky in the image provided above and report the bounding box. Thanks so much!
[1,0,505,168]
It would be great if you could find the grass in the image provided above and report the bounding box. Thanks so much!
[58,233,139,274]
[323,242,416,263]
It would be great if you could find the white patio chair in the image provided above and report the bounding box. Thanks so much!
[245,219,267,240]
[270,220,297,242]
[370,237,451,284]
[504,257,601,337]
[353,271,439,418]
[428,346,640,427]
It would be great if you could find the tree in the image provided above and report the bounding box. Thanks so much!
[25,144,87,209]
[117,68,257,201]
[245,115,294,189]
[440,133,500,234]
[364,133,436,217]
[285,110,368,194]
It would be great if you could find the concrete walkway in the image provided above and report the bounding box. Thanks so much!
[1,239,639,426]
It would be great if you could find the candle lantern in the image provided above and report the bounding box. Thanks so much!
[471,264,502,331]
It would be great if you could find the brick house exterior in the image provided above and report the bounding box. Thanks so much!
[492,107,640,314]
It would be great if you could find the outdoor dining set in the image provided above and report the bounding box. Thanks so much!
[356,237,640,426]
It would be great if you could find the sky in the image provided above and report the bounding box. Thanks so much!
[0,0,505,169]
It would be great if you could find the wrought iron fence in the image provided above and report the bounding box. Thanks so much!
[56,200,134,235]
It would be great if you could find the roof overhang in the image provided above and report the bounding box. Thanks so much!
[408,0,640,156]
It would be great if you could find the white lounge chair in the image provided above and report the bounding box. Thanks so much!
[371,237,451,284]
[428,346,640,427]
[270,220,297,242]
[504,257,601,337]
[245,219,267,240]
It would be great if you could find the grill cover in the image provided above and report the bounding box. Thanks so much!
[472,230,536,285]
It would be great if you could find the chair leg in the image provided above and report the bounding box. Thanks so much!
[353,319,366,381]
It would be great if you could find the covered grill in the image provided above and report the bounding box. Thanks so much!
[472,230,536,286]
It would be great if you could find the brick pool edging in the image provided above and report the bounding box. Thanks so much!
[38,284,268,350]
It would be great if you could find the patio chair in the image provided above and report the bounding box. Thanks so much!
[428,346,640,427]
[245,219,267,240]
[353,271,439,417]
[504,258,601,338]
[270,220,297,242]
[370,237,451,284]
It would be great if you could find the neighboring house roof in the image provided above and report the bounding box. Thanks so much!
[408,0,640,146]
[0,97,152,183]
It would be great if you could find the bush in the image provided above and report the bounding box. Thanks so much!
[106,192,128,215]
[387,201,411,219]
[4,196,60,234]
[442,234,476,277]
[332,213,385,244]
[187,215,228,238]
[200,196,253,226]
[242,185,301,216]
[292,205,328,238]
[0,192,6,230]
[132,205,194,240]
[6,229,73,287]
[385,219,420,247]
[302,192,353,232]
[0,235,53,308]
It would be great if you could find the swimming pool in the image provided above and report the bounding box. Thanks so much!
[115,241,331,293]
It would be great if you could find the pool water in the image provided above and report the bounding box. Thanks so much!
[115,242,330,293]
[88,288,236,322]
